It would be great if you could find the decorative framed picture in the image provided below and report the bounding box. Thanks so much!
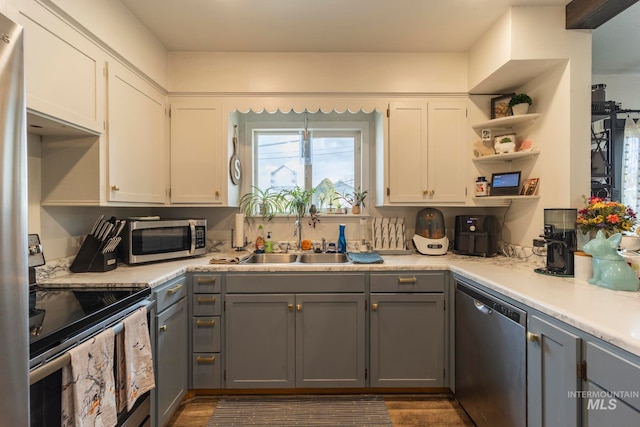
[491,94,514,119]
[520,178,540,196]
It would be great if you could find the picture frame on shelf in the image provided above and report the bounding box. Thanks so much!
[491,94,514,119]
[520,178,539,196]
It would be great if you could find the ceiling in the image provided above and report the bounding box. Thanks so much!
[119,0,637,74]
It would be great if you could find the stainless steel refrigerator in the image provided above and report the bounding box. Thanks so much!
[0,11,28,426]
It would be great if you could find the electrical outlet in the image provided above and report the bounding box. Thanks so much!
[533,239,546,248]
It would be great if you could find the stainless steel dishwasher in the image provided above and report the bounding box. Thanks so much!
[455,280,527,427]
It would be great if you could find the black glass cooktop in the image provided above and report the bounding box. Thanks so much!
[29,286,150,359]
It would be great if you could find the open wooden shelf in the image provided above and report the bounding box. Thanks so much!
[472,113,541,135]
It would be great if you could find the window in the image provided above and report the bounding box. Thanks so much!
[245,114,369,212]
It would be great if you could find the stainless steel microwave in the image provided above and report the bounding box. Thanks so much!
[119,218,207,265]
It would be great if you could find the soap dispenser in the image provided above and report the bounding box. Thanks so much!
[265,231,274,253]
[255,224,265,253]
[338,224,347,253]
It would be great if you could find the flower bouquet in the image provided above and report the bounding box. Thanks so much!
[577,196,637,237]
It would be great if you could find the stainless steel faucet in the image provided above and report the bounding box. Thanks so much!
[294,220,302,251]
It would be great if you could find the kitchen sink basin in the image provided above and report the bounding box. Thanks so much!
[241,253,298,264]
[297,253,349,264]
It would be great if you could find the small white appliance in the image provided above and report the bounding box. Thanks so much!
[412,208,449,255]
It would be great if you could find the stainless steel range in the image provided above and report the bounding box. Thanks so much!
[28,235,152,426]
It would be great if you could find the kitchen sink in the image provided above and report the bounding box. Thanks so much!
[297,253,349,264]
[241,253,298,264]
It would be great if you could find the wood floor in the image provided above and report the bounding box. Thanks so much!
[167,394,475,426]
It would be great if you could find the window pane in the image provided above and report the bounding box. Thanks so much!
[312,135,355,208]
[255,132,303,191]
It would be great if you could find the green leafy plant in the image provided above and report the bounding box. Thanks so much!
[339,186,368,208]
[282,186,316,221]
[238,186,285,222]
[500,137,513,144]
[509,93,532,108]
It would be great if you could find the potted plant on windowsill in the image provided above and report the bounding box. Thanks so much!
[238,186,285,222]
[340,187,368,214]
[509,93,533,115]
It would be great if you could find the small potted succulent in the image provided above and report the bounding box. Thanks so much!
[509,93,533,115]
[494,134,516,154]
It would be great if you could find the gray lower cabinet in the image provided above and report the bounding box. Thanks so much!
[190,273,222,389]
[370,272,446,387]
[225,273,366,389]
[152,275,188,427]
[527,312,640,426]
[527,314,581,427]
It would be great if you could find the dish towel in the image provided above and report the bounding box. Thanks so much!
[61,328,117,427]
[347,252,384,264]
[209,255,241,264]
[122,307,155,411]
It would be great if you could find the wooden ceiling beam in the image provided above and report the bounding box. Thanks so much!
[566,0,639,29]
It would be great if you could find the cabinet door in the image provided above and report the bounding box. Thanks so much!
[427,102,467,202]
[170,100,223,204]
[370,293,444,387]
[388,100,428,203]
[107,61,166,203]
[21,7,104,134]
[155,297,188,427]
[225,294,295,388]
[527,314,581,427]
[295,294,366,388]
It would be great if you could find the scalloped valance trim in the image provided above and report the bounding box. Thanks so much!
[222,97,387,114]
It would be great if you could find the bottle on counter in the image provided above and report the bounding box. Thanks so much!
[265,231,274,253]
[338,224,347,253]
[255,224,265,253]
[475,176,489,197]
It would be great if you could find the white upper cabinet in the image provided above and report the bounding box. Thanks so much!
[170,99,223,204]
[384,99,467,205]
[106,61,167,204]
[21,4,105,134]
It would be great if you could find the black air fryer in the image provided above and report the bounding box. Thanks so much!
[453,215,499,257]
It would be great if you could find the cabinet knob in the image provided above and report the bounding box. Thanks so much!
[288,304,293,312]
[527,332,539,342]
[159,324,167,332]
[372,303,378,311]
[196,296,217,304]
[196,355,216,364]
[423,190,428,196]
[167,284,183,295]
[111,185,120,191]
[196,319,216,327]
[215,190,220,197]
[429,190,435,196]
[296,304,302,312]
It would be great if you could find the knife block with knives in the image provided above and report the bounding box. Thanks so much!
[70,216,124,273]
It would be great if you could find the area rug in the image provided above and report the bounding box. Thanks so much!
[206,395,393,426]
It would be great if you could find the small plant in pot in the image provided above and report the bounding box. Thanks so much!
[509,93,532,115]
[238,186,285,222]
[339,187,368,214]
[494,135,516,154]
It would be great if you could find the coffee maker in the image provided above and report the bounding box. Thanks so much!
[535,208,577,276]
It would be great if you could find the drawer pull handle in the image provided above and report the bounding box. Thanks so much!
[527,332,539,342]
[167,284,183,295]
[398,277,417,284]
[296,304,302,312]
[197,296,217,303]
[288,304,293,312]
[197,277,216,284]
[196,319,216,327]
[159,325,167,332]
[196,356,216,364]
[372,303,378,311]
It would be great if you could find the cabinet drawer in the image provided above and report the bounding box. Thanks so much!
[587,342,640,411]
[193,293,221,316]
[370,272,445,292]
[192,316,221,353]
[192,353,221,389]
[192,274,221,293]
[227,273,365,293]
[154,276,187,313]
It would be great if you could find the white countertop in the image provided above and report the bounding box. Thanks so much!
[38,251,640,358]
